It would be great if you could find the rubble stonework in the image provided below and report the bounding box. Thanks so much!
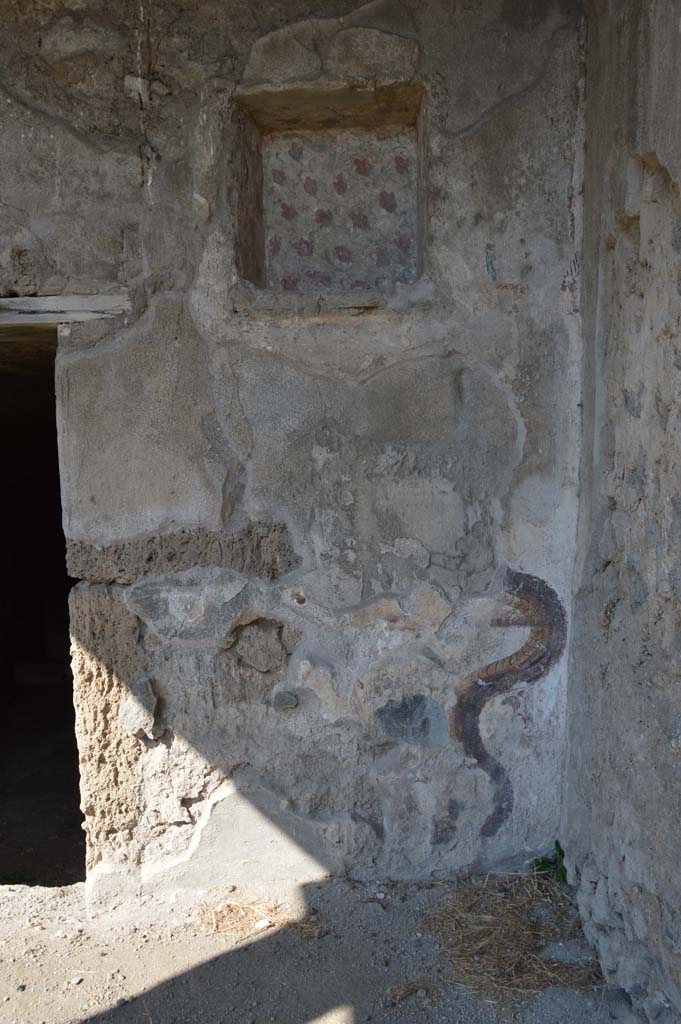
[565,4,681,1017]
[568,156,681,1017]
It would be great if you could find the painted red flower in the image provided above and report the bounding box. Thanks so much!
[379,190,397,213]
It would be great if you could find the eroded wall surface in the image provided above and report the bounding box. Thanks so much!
[566,3,681,1020]
[0,0,583,901]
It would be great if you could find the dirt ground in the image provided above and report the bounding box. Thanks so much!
[0,878,637,1024]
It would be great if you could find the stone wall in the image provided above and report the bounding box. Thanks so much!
[566,3,681,1020]
[0,0,584,903]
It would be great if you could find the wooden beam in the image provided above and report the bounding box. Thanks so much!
[0,293,131,324]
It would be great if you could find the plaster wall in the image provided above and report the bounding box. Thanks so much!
[0,0,584,903]
[566,2,681,1020]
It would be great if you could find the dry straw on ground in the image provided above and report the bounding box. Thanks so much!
[197,894,331,943]
[198,895,288,940]
[385,977,438,1006]
[426,873,602,997]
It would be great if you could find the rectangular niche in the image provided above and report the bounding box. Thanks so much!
[233,83,425,297]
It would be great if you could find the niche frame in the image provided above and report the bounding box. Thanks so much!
[231,81,428,313]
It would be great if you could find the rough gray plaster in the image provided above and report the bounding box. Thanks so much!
[565,4,681,1021]
[1,0,585,929]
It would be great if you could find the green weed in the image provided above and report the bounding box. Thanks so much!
[531,840,567,883]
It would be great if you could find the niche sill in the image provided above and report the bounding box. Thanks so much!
[231,277,434,319]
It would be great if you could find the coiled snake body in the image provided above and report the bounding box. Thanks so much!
[450,569,566,837]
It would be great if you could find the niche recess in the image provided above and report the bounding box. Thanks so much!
[234,83,425,297]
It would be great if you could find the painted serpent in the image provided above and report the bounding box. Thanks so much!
[449,568,567,838]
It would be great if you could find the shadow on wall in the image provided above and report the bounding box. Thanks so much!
[68,561,567,904]
[61,320,572,889]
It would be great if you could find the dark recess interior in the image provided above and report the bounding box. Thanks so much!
[0,324,84,885]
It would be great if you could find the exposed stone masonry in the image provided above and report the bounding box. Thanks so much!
[66,522,300,585]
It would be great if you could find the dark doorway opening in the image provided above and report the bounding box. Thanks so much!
[0,324,84,886]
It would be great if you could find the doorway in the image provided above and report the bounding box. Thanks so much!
[0,324,84,885]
